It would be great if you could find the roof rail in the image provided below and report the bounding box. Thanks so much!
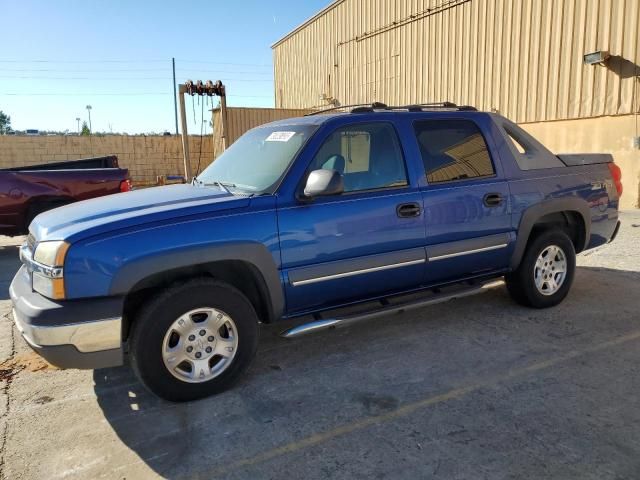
[350,102,389,113]
[305,101,477,116]
[398,102,478,112]
[305,102,389,116]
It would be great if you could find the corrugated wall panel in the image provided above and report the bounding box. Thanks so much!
[273,0,639,123]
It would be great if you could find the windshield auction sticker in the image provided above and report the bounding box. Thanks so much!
[265,131,296,142]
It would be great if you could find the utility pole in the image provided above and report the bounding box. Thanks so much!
[86,105,92,133]
[172,58,179,135]
[75,117,80,134]
[178,84,191,181]
[219,93,229,150]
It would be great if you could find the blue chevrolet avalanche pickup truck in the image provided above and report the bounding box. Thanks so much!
[10,103,622,401]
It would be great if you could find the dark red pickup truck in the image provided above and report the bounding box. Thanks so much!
[0,155,130,236]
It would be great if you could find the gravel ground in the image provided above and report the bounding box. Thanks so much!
[0,211,639,480]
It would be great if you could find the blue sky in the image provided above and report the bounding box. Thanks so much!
[0,0,328,134]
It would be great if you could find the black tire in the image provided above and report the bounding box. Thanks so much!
[130,278,259,402]
[505,229,576,308]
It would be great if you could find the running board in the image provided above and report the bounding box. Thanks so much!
[280,279,505,339]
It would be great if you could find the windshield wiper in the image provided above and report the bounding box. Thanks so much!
[193,178,256,196]
[201,180,236,195]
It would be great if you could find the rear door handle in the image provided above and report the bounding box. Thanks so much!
[396,202,421,218]
[483,193,503,207]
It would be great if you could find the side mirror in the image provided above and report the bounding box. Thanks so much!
[303,169,344,198]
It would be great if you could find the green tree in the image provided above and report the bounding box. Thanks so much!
[0,110,11,134]
[80,121,90,136]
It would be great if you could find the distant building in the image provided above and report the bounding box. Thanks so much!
[273,0,640,208]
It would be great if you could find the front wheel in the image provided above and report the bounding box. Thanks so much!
[130,278,259,402]
[505,229,576,308]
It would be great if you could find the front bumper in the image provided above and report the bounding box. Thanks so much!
[10,266,124,369]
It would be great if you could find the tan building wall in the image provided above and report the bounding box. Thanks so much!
[0,135,213,185]
[211,107,312,158]
[273,0,639,122]
[273,0,640,207]
[522,115,639,209]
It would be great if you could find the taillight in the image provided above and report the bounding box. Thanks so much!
[120,179,132,192]
[607,162,623,197]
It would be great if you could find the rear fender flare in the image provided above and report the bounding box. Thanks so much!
[510,198,591,269]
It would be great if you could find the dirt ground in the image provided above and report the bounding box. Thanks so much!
[0,211,639,479]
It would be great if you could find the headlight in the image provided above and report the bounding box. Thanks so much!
[31,241,70,300]
[33,241,69,267]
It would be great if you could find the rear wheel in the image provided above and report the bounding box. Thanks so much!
[130,278,259,402]
[506,229,576,308]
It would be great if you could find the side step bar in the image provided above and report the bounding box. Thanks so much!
[280,279,505,339]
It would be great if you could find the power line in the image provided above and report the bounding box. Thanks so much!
[175,60,271,67]
[0,92,273,98]
[0,59,169,63]
[0,75,272,82]
[0,75,170,80]
[175,70,272,75]
[0,59,272,68]
[0,92,169,96]
[1,67,273,75]
[215,94,273,98]
[2,67,174,72]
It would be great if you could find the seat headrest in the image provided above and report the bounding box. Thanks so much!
[323,154,346,174]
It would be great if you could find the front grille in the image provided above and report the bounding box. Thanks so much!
[27,234,36,252]
[22,234,36,268]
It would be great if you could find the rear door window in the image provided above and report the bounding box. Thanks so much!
[413,120,496,184]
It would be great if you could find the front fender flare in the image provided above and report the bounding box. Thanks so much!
[109,241,284,320]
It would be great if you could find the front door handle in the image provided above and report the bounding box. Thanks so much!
[397,202,421,218]
[483,193,503,207]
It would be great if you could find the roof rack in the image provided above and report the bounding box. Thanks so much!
[393,102,478,112]
[306,101,477,116]
[350,102,389,113]
[305,102,388,116]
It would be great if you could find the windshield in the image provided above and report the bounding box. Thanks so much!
[196,124,317,194]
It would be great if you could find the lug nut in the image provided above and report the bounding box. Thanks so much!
[206,347,212,353]
[199,330,206,336]
[188,335,195,341]
[208,336,214,342]
[186,346,193,353]
[195,352,202,359]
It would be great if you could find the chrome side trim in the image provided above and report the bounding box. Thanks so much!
[428,243,508,262]
[13,310,121,353]
[290,258,425,287]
